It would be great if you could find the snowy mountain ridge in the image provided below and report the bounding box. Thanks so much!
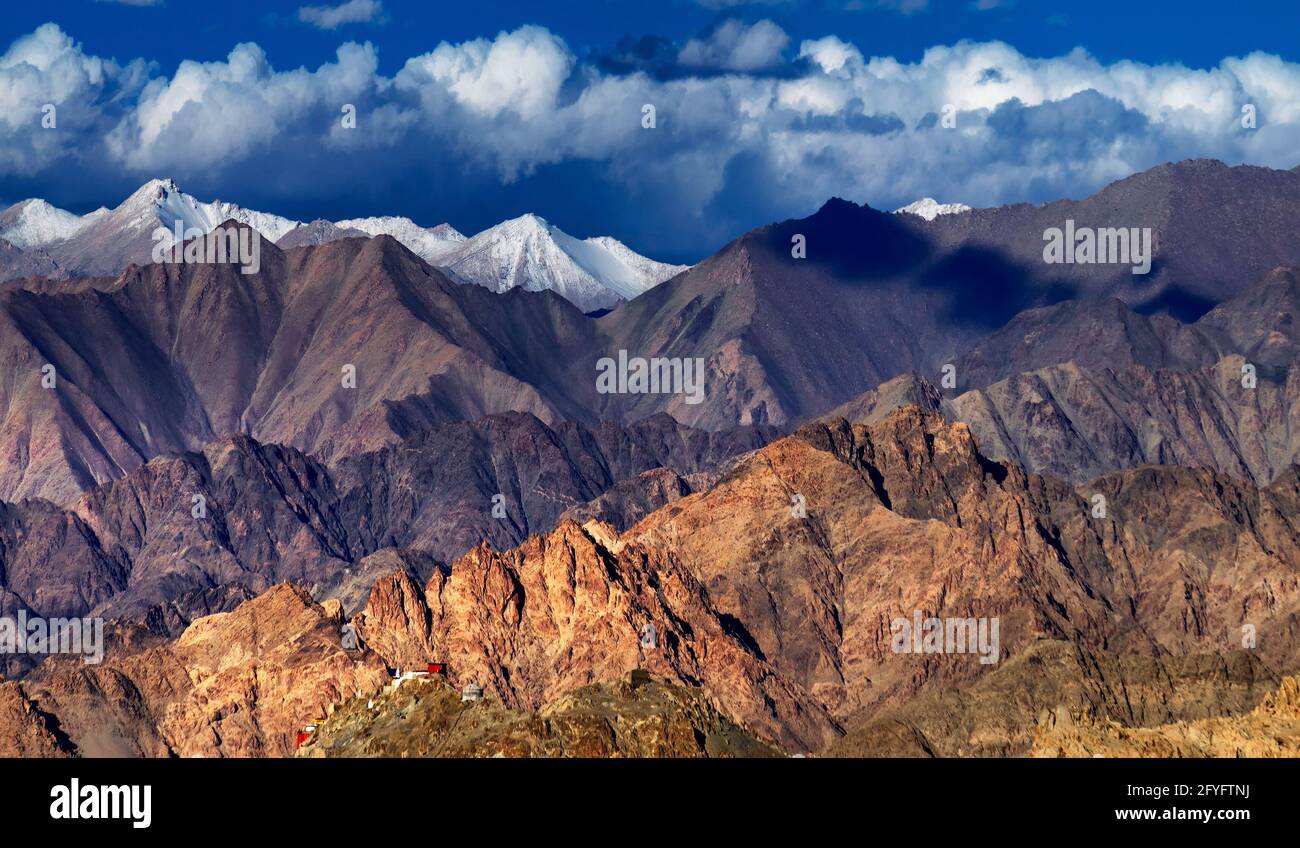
[440,213,689,313]
[0,180,687,311]
[893,197,973,221]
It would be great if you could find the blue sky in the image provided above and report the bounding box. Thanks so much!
[1,0,1298,261]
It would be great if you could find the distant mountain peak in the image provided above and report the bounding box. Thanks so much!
[893,197,972,220]
[814,196,864,215]
[0,197,103,249]
[441,214,688,313]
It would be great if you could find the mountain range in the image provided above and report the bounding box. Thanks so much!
[1,157,1300,757]
[0,179,686,313]
[5,406,1299,755]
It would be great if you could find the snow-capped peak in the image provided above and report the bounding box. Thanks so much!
[332,215,466,264]
[440,213,689,313]
[0,198,103,249]
[1,181,686,311]
[893,198,972,221]
[117,178,302,244]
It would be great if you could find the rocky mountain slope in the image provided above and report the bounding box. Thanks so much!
[349,521,841,752]
[0,161,1294,501]
[909,159,1300,319]
[1032,674,1300,757]
[0,228,601,503]
[811,267,1300,486]
[0,411,772,631]
[336,408,1300,753]
[829,640,1278,757]
[624,407,1300,728]
[1,585,389,757]
[298,673,783,758]
[595,161,1300,429]
[5,406,1300,757]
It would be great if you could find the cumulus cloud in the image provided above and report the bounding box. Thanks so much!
[397,26,572,120]
[1,21,1298,258]
[298,0,384,30]
[0,24,149,172]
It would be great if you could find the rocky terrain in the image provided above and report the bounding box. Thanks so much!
[625,408,1300,726]
[1032,674,1300,758]
[829,641,1279,757]
[0,162,1295,507]
[0,410,773,635]
[1,158,1299,759]
[1,585,389,757]
[4,406,1299,756]
[349,520,841,752]
[597,161,1300,429]
[299,673,783,758]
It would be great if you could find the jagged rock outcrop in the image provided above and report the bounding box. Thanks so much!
[625,406,1300,729]
[353,519,840,752]
[6,406,1300,757]
[0,411,772,630]
[12,584,389,757]
[948,357,1300,485]
[823,267,1300,486]
[0,681,74,756]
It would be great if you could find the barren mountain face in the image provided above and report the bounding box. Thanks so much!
[6,407,1298,756]
[0,411,773,637]
[1,585,388,758]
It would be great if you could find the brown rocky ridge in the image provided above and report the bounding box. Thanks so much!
[5,404,1300,756]
[2,584,388,757]
[298,673,783,758]
[0,408,773,643]
[1031,674,1300,757]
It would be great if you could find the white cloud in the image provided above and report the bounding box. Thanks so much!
[1,22,1298,255]
[397,26,572,120]
[678,20,790,72]
[298,0,384,29]
[0,24,148,170]
[107,39,382,170]
[798,36,863,74]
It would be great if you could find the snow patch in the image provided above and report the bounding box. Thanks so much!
[893,198,972,221]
